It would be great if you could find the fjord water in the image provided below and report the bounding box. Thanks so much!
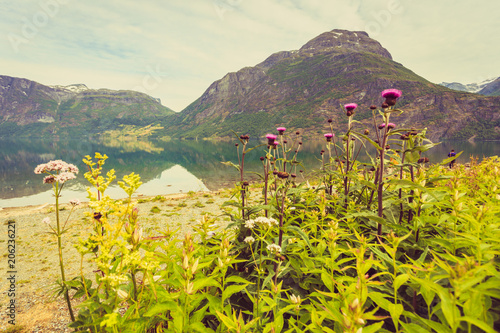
[1,138,498,208]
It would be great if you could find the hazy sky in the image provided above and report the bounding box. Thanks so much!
[1,0,499,111]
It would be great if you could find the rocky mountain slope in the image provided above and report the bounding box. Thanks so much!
[159,29,500,141]
[0,75,174,137]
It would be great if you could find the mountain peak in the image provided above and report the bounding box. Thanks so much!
[298,29,392,59]
[256,29,392,70]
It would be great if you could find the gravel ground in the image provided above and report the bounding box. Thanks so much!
[0,189,236,332]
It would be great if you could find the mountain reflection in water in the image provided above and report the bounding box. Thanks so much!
[0,138,498,208]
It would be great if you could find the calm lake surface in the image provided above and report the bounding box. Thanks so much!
[1,138,498,208]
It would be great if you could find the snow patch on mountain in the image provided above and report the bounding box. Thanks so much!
[50,84,89,94]
[439,77,498,93]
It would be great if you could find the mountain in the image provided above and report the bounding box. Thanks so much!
[478,77,500,96]
[0,75,174,137]
[439,77,499,95]
[159,29,500,141]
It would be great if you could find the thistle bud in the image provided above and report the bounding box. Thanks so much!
[117,289,129,300]
[191,258,199,275]
[186,281,194,294]
[350,298,360,311]
[132,227,143,245]
[182,255,189,270]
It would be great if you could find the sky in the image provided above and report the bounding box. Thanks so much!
[1,0,499,111]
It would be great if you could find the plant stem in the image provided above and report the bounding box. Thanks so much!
[398,141,406,224]
[241,144,247,219]
[55,183,75,322]
[408,165,415,224]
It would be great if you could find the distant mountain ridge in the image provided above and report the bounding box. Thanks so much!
[0,75,174,137]
[2,29,500,141]
[439,77,500,95]
[158,29,500,141]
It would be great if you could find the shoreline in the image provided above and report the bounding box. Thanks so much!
[0,191,209,219]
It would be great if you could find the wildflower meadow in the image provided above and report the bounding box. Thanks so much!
[33,89,500,332]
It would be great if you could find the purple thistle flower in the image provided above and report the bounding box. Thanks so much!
[344,103,358,111]
[378,123,386,129]
[324,133,334,142]
[277,127,286,135]
[381,89,402,99]
[382,89,402,106]
[387,123,396,129]
[266,134,278,145]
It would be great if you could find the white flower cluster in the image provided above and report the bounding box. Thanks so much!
[42,217,51,225]
[267,243,281,255]
[69,199,81,206]
[34,160,79,174]
[244,220,255,229]
[244,216,279,229]
[55,172,77,184]
[244,236,255,244]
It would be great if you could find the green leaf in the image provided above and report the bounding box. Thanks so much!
[205,293,223,314]
[285,225,313,250]
[459,316,497,333]
[400,322,432,333]
[388,302,404,325]
[321,272,335,292]
[410,143,441,152]
[420,284,436,307]
[404,311,452,333]
[192,277,221,293]
[216,310,236,330]
[144,301,180,317]
[275,312,284,333]
[221,161,240,171]
[225,275,253,285]
[352,131,382,150]
[387,179,438,200]
[363,321,385,333]
[245,143,267,154]
[463,291,483,319]
[394,273,409,292]
[189,321,214,333]
[368,292,390,312]
[222,284,249,303]
[191,304,210,326]
[345,211,386,224]
[438,290,458,328]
